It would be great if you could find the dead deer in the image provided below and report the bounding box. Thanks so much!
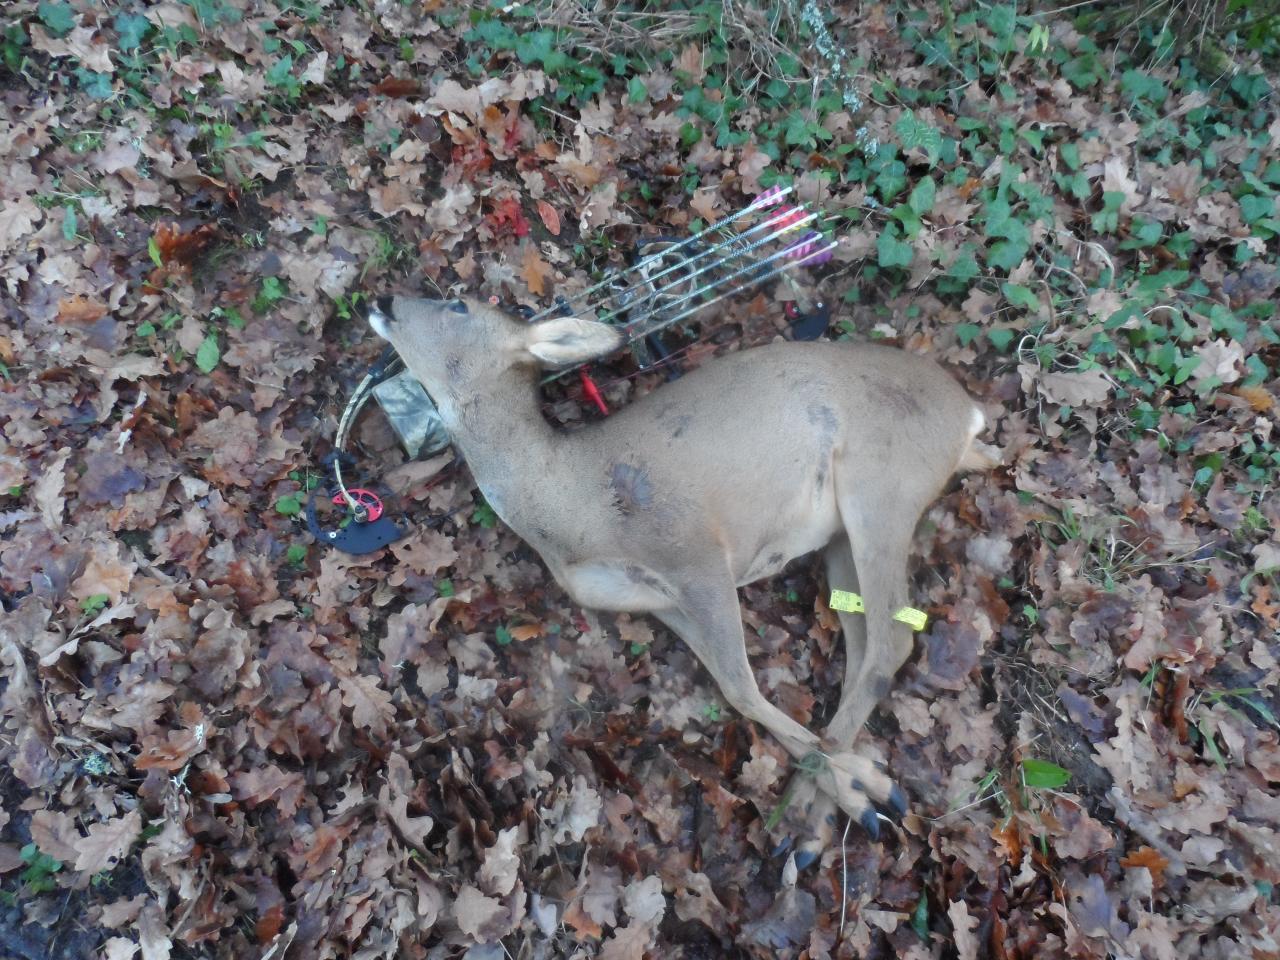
[368,295,993,864]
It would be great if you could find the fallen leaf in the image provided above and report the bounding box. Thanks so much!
[580,181,621,233]
[28,809,82,864]
[674,43,704,83]
[550,775,602,844]
[622,875,665,925]
[453,885,507,943]
[1121,846,1172,880]
[101,937,139,960]
[536,199,561,236]
[741,886,815,948]
[1235,384,1274,412]
[948,899,980,960]
[564,862,621,937]
[1192,338,1244,386]
[70,544,136,604]
[599,923,653,960]
[34,449,72,531]
[1038,368,1112,407]
[339,671,395,738]
[372,76,421,97]
[520,242,553,296]
[137,900,172,960]
[57,295,108,324]
[378,752,434,851]
[479,826,520,897]
[75,809,142,874]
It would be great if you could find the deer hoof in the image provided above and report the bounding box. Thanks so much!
[880,783,911,824]
[872,787,907,824]
[858,807,881,841]
[887,783,908,818]
[824,752,895,821]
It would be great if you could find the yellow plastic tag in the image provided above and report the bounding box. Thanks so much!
[828,591,928,632]
[829,589,864,613]
[893,606,928,632]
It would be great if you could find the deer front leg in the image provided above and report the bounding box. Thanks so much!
[655,576,890,836]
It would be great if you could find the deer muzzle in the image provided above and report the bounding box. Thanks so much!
[368,296,394,339]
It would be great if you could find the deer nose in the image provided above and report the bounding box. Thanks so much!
[366,295,394,339]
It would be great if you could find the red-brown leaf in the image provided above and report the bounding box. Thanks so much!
[536,199,560,236]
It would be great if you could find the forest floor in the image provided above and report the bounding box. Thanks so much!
[1,0,1278,958]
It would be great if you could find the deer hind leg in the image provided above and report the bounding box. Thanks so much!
[784,536,904,866]
[820,507,922,841]
[655,573,889,836]
[825,516,917,750]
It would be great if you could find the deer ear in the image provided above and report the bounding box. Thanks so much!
[526,317,622,367]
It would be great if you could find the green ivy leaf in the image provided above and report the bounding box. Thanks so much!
[892,204,922,237]
[907,176,936,217]
[783,111,818,147]
[1121,68,1167,104]
[195,333,220,374]
[1061,54,1100,89]
[266,54,294,88]
[627,75,647,104]
[987,328,1015,352]
[37,1,76,37]
[1021,758,1070,789]
[1001,283,1040,312]
[1060,141,1081,171]
[495,624,513,646]
[986,240,1028,272]
[1020,126,1045,152]
[877,227,914,269]
[942,245,977,285]
[76,68,113,99]
[1119,219,1163,250]
[1092,190,1125,233]
[1173,354,1202,385]
[895,110,942,166]
[114,12,151,51]
[873,157,908,202]
[1240,193,1275,223]
[61,205,77,241]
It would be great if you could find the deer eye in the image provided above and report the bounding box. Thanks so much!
[450,299,468,315]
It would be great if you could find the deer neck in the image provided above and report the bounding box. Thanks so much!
[433,365,562,524]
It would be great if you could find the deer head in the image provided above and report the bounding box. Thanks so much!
[368,295,620,401]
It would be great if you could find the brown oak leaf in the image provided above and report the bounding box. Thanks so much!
[453,885,507,943]
[75,809,142,875]
[339,671,394,738]
[28,809,82,864]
